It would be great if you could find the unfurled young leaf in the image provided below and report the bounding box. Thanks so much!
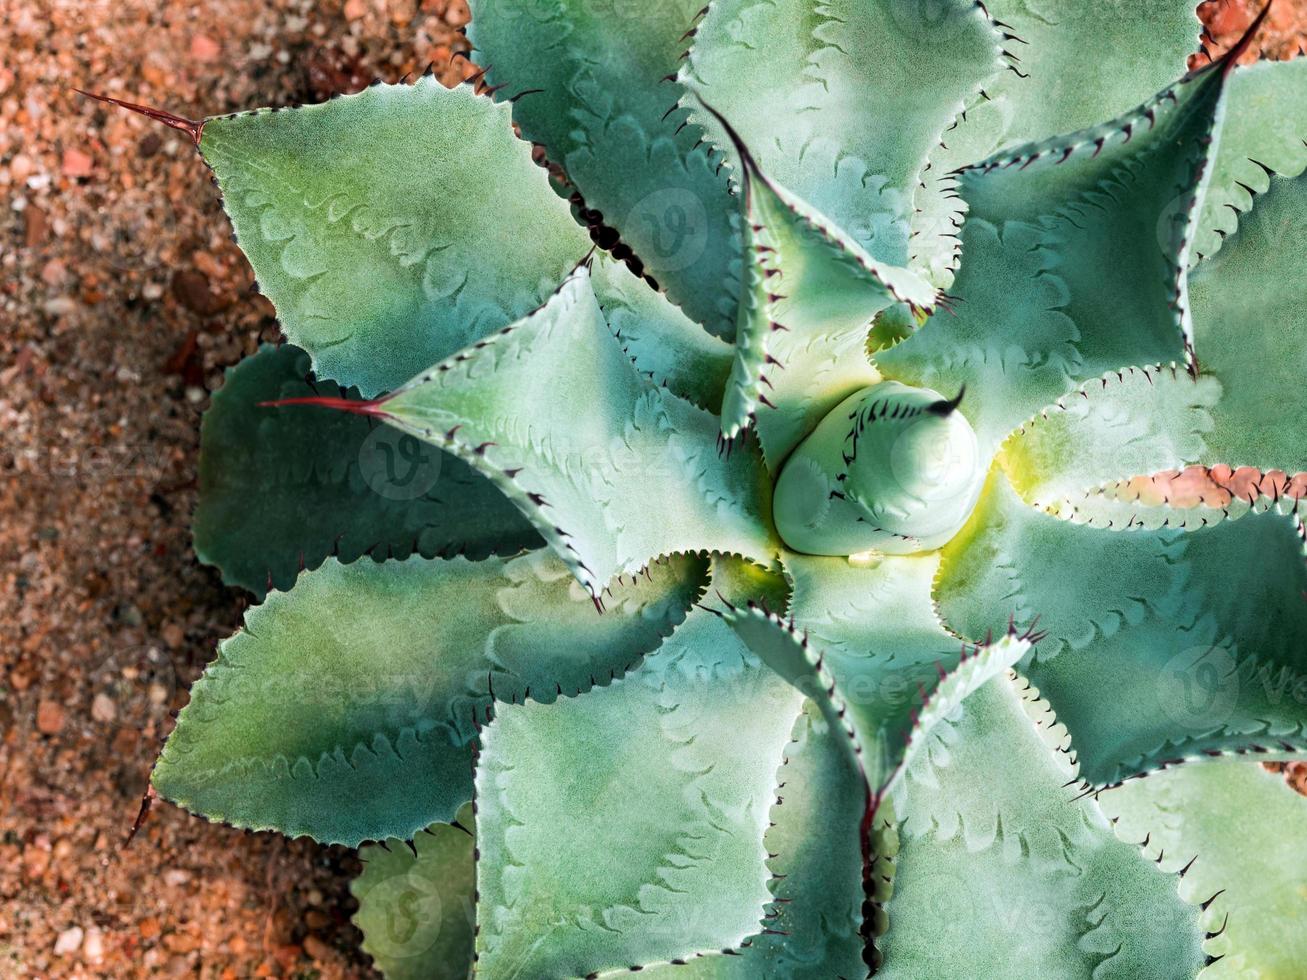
[89,2,1307,976]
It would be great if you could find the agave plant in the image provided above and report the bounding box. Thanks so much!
[88,1,1307,976]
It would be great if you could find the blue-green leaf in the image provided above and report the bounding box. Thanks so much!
[152,551,704,846]
[879,59,1232,455]
[352,807,475,980]
[591,253,733,413]
[200,79,589,395]
[375,268,777,596]
[1194,58,1307,262]
[195,344,540,598]
[1101,762,1307,978]
[719,155,935,463]
[998,364,1221,514]
[467,0,741,339]
[723,552,1032,801]
[937,471,1307,786]
[877,676,1204,977]
[474,608,806,977]
[682,0,1004,276]
[1190,171,1307,474]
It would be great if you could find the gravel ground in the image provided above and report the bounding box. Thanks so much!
[0,0,1302,977]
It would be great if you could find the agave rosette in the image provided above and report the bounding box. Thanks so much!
[91,1,1307,976]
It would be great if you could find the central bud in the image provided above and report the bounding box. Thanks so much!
[773,381,983,556]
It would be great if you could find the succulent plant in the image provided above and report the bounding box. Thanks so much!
[88,0,1307,976]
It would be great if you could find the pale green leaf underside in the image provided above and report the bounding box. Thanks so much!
[474,608,805,978]
[194,343,540,599]
[467,0,741,340]
[938,472,1307,787]
[877,676,1204,978]
[1101,762,1307,979]
[379,270,777,596]
[722,166,935,464]
[879,60,1228,456]
[152,551,703,846]
[682,0,1003,277]
[1190,171,1307,474]
[725,552,1031,800]
[913,0,1202,286]
[200,79,589,395]
[1194,58,1307,263]
[352,808,475,980]
[999,364,1221,511]
[591,253,733,414]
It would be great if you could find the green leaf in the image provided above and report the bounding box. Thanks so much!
[879,58,1233,455]
[591,253,733,413]
[1190,171,1307,474]
[200,79,589,395]
[376,268,777,597]
[1194,58,1307,263]
[718,154,936,465]
[473,608,806,977]
[937,471,1307,786]
[876,676,1204,977]
[998,364,1221,513]
[724,552,1032,800]
[466,0,741,340]
[194,344,540,599]
[352,807,475,980]
[638,702,867,980]
[682,0,1003,275]
[1101,762,1307,978]
[977,0,1200,144]
[913,1,1203,285]
[151,551,704,846]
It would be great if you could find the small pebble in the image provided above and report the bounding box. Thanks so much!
[37,700,66,735]
[8,152,33,182]
[54,926,84,956]
[162,621,185,648]
[91,692,117,723]
[62,148,93,178]
[191,34,222,62]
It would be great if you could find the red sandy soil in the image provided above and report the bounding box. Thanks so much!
[0,0,1302,977]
